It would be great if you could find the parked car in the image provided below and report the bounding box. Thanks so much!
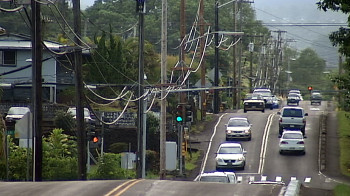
[215,142,246,170]
[225,117,252,141]
[67,107,94,124]
[279,130,305,155]
[277,106,308,136]
[287,93,301,106]
[194,171,237,184]
[243,93,265,113]
[5,107,30,122]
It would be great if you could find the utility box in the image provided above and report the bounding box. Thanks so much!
[166,141,177,171]
[121,152,136,169]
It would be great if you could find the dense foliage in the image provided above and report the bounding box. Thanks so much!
[318,0,350,110]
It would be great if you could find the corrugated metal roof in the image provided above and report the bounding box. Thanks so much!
[0,33,65,50]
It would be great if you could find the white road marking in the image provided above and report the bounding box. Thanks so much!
[276,176,282,182]
[258,114,275,174]
[304,177,312,183]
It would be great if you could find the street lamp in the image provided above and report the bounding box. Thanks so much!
[213,0,244,114]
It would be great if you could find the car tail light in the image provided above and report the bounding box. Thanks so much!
[279,118,282,123]
[303,119,306,124]
[280,141,288,144]
[297,141,304,144]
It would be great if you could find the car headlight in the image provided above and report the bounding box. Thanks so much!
[244,129,251,133]
[238,156,245,161]
[216,158,224,163]
[226,130,231,134]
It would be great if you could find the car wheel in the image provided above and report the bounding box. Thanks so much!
[262,109,265,113]
[301,151,306,155]
[247,136,251,141]
[279,150,283,155]
[244,109,247,113]
[226,137,230,141]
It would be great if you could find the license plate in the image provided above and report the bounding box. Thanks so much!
[290,125,295,127]
[289,147,295,150]
[252,106,256,108]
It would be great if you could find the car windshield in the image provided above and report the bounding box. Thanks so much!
[282,109,302,117]
[228,120,249,127]
[199,176,229,183]
[255,91,271,97]
[8,107,30,115]
[283,133,303,139]
[219,146,242,154]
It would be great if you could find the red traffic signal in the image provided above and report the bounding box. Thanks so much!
[308,86,313,91]
[92,136,99,143]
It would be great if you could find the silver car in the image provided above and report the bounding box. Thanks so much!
[279,131,305,155]
[225,117,252,141]
[215,142,246,170]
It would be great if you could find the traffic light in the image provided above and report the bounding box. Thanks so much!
[308,86,313,91]
[92,136,99,143]
[176,105,183,123]
[185,104,193,122]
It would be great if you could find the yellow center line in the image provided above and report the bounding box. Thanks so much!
[114,179,144,196]
[104,179,138,196]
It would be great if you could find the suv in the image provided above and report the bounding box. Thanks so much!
[277,106,308,136]
[287,93,301,106]
[243,93,265,113]
[215,142,246,170]
[310,93,322,105]
[225,117,252,141]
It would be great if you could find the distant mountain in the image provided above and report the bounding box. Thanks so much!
[254,0,347,68]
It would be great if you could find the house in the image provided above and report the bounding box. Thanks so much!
[0,33,75,103]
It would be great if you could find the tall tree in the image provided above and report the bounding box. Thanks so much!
[318,0,350,110]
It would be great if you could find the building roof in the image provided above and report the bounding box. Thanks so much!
[0,33,65,50]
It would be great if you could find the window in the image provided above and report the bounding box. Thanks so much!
[0,50,16,66]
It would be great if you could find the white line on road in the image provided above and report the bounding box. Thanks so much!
[258,113,275,174]
[199,113,227,174]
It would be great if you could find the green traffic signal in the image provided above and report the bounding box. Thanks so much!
[176,116,183,122]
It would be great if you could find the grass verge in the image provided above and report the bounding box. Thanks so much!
[337,111,350,177]
[334,111,350,196]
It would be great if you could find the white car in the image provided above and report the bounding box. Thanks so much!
[279,131,305,155]
[215,143,246,170]
[67,107,93,122]
[225,117,252,141]
[194,171,237,184]
[5,107,30,122]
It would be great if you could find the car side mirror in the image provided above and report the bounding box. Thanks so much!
[277,112,281,115]
[305,113,308,116]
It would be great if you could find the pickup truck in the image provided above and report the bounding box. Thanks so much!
[277,106,308,136]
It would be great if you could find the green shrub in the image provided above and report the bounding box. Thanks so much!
[88,153,135,180]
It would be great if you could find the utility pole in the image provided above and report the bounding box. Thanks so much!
[199,0,206,119]
[159,0,167,180]
[136,0,145,179]
[179,0,186,175]
[31,0,43,181]
[214,0,219,114]
[232,0,238,109]
[73,0,86,180]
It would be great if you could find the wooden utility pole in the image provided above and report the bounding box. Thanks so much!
[73,0,87,180]
[199,0,206,119]
[232,1,237,109]
[31,0,43,181]
[159,0,167,180]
